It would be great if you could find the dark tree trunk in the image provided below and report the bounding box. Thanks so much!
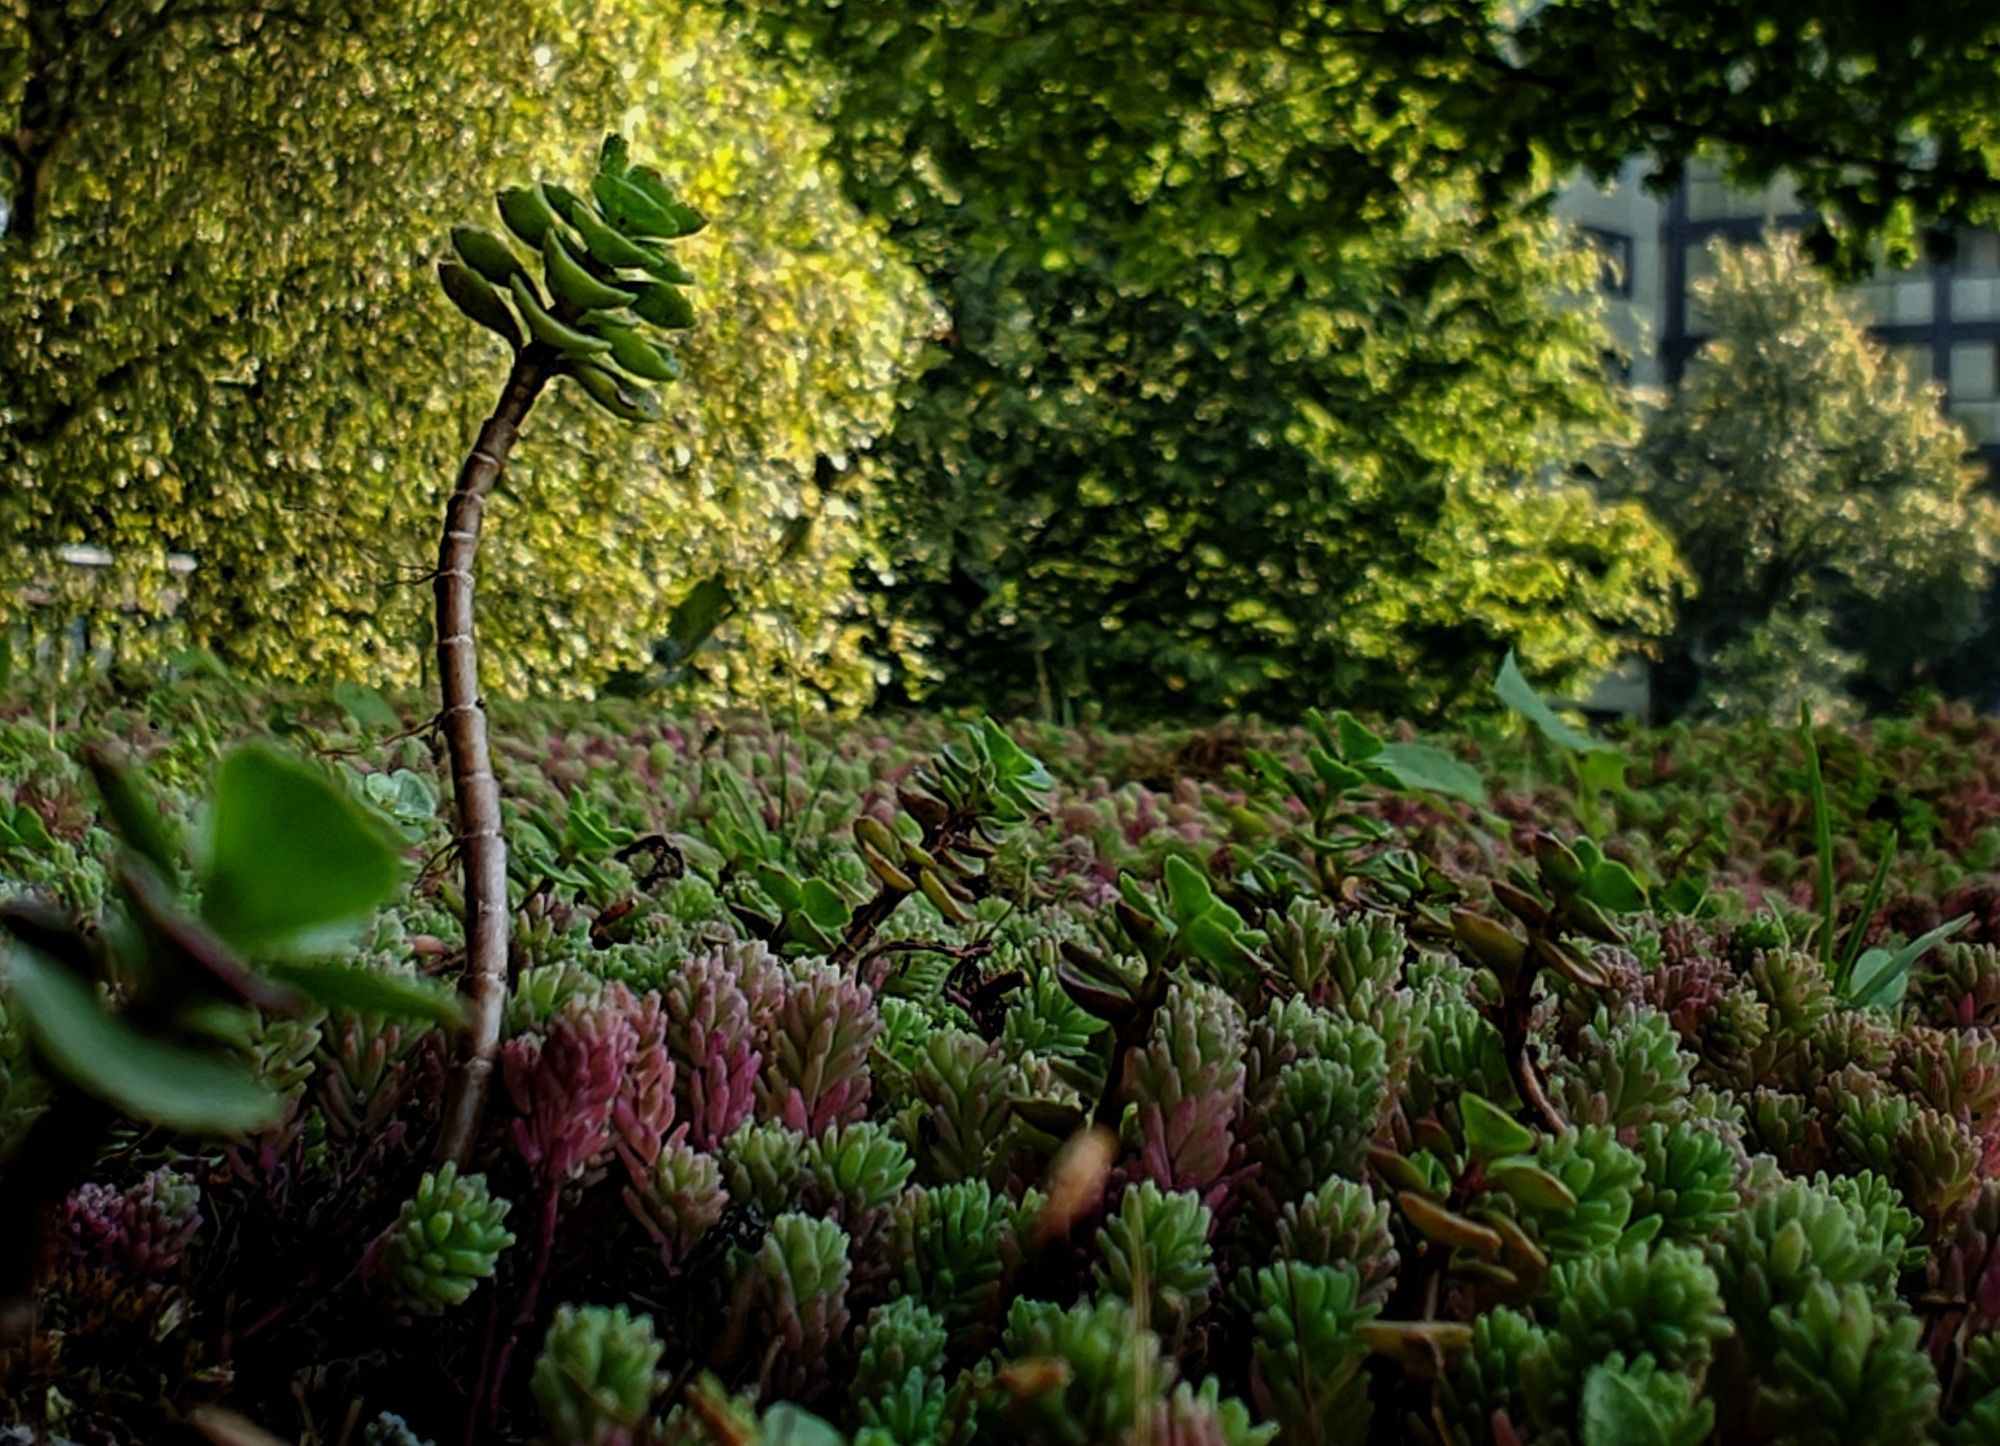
[2,138,52,248]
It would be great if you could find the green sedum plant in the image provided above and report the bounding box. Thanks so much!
[530,1302,664,1445]
[377,1164,515,1316]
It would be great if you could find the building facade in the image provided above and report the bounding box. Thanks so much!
[1555,160,2000,469]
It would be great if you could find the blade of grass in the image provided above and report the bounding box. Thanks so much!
[1799,704,1836,969]
[1834,830,1897,994]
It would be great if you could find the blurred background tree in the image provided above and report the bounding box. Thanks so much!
[734,0,2000,721]
[738,4,1697,721]
[10,1,2000,720]
[0,1,936,707]
[845,192,1679,721]
[1613,240,2000,720]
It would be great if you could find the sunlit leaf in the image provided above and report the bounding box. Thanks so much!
[199,744,405,955]
[1495,651,1610,754]
[1372,741,1486,805]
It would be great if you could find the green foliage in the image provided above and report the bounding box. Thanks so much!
[379,1164,515,1316]
[1757,1282,1939,1444]
[1578,1353,1715,1446]
[738,1212,853,1403]
[1092,1182,1215,1337]
[1,944,279,1134]
[0,740,437,1135]
[739,0,2000,720]
[1613,238,2000,719]
[887,1180,1018,1338]
[1555,1006,1695,1129]
[801,1121,914,1220]
[739,2,2000,279]
[10,692,2000,1440]
[846,185,1678,721]
[1526,1242,1731,1421]
[200,744,406,955]
[441,137,705,426]
[1242,1262,1377,1443]
[722,1120,807,1219]
[1522,1126,1646,1262]
[1629,1123,1741,1244]
[530,1303,664,1445]
[1271,1177,1399,1307]
[1497,650,1616,756]
[1443,1306,1547,1439]
[0,3,934,705]
[1712,1176,1903,1337]
[850,1297,950,1443]
[995,1297,1164,1445]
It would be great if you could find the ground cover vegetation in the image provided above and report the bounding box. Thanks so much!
[5,667,2000,1441]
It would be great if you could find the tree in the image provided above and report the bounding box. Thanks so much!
[740,2,2000,272]
[735,3,1687,720]
[856,192,1680,720]
[0,1,937,705]
[1,4,367,251]
[727,0,2000,720]
[1612,238,1999,719]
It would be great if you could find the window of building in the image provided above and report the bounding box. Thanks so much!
[1951,273,2000,320]
[1950,343,1999,402]
[1958,232,2000,277]
[1948,399,2000,446]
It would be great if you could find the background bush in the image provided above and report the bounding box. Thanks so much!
[0,2,935,707]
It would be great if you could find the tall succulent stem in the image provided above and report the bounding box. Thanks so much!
[434,345,553,1166]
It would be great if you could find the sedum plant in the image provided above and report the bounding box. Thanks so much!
[377,1164,515,1316]
[8,675,2000,1440]
[530,1303,665,1446]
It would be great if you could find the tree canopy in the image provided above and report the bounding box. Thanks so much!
[1614,239,1999,719]
[850,188,1681,719]
[725,0,2000,719]
[735,1,1712,719]
[11,1,2000,717]
[1,1,936,706]
[742,1,2000,270]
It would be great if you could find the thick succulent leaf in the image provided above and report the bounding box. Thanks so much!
[1460,1093,1534,1161]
